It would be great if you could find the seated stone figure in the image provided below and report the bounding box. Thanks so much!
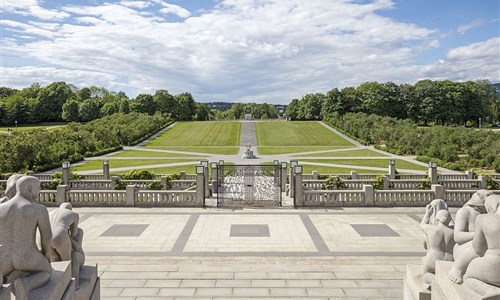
[0,174,23,203]
[49,203,85,289]
[421,207,455,286]
[448,190,492,284]
[463,195,500,296]
[0,176,53,300]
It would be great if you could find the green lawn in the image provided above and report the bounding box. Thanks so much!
[301,159,427,171]
[144,146,239,155]
[0,122,66,132]
[256,121,354,147]
[146,121,241,146]
[146,162,235,175]
[292,149,387,157]
[301,164,381,174]
[258,146,350,155]
[109,150,203,158]
[72,159,198,172]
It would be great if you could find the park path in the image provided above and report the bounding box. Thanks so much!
[238,121,258,156]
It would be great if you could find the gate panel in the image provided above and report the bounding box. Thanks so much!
[217,165,282,207]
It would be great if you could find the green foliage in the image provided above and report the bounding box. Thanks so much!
[418,177,432,190]
[373,173,385,190]
[323,176,347,190]
[121,169,155,180]
[0,113,171,173]
[483,174,499,190]
[113,181,127,190]
[146,181,163,190]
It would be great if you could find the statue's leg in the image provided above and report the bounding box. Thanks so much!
[448,245,478,284]
[13,271,51,300]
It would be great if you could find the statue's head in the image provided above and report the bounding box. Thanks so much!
[484,195,500,215]
[60,203,73,210]
[5,174,23,199]
[436,209,452,225]
[430,199,448,211]
[466,189,492,212]
[16,176,40,200]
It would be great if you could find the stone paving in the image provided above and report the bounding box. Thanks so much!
[74,206,452,299]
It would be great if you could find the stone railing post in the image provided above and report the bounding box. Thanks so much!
[478,176,487,189]
[431,184,444,200]
[294,172,303,207]
[160,176,167,190]
[125,185,137,207]
[382,175,390,190]
[180,171,186,180]
[466,171,474,179]
[56,185,68,205]
[289,160,298,198]
[428,162,438,184]
[110,176,120,189]
[388,160,396,179]
[103,160,110,180]
[350,171,358,179]
[363,184,374,206]
[312,171,318,180]
[211,162,218,182]
[195,169,204,207]
[281,162,287,193]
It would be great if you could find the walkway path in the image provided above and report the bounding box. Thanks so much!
[75,206,444,299]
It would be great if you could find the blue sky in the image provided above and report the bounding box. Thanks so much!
[1,0,499,104]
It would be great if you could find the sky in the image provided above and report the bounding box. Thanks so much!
[1,0,499,104]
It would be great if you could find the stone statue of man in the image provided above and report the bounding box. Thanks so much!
[0,174,23,203]
[0,176,53,300]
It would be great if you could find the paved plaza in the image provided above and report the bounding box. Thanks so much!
[76,206,448,299]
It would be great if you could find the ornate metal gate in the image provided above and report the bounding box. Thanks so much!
[217,165,282,207]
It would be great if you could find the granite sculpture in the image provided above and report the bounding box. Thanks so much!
[49,203,85,290]
[420,200,455,286]
[0,174,23,203]
[0,176,53,300]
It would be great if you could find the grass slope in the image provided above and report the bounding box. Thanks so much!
[109,150,202,158]
[73,159,198,172]
[146,121,241,146]
[301,159,427,171]
[144,146,239,155]
[292,149,387,157]
[256,121,354,147]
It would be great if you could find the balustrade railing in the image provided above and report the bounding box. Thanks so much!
[374,190,435,206]
[136,191,197,207]
[68,190,126,206]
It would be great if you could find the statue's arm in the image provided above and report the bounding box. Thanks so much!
[471,217,487,256]
[421,205,433,226]
[69,213,79,238]
[453,209,474,244]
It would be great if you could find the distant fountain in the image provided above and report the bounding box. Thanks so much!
[242,144,255,159]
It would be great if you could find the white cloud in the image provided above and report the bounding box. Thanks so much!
[1,0,69,20]
[457,19,486,34]
[1,0,497,103]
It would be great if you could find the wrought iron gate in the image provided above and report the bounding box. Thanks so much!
[217,165,282,207]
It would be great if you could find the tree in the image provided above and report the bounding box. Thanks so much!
[119,99,130,114]
[175,92,196,121]
[101,102,119,116]
[133,94,156,115]
[285,99,300,120]
[299,93,324,120]
[78,99,100,122]
[36,82,74,122]
[153,90,176,116]
[62,99,80,122]
[195,103,210,121]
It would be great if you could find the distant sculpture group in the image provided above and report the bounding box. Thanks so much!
[0,174,88,299]
[417,190,500,298]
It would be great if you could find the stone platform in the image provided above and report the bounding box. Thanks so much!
[68,206,438,299]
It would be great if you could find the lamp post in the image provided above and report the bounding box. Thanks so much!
[293,165,303,208]
[103,160,110,179]
[62,161,71,185]
[289,160,298,198]
[428,161,438,184]
[281,162,287,192]
[388,159,396,179]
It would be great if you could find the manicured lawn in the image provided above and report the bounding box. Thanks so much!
[255,121,354,146]
[301,164,381,174]
[292,149,388,157]
[258,146,349,155]
[144,146,239,155]
[146,121,241,146]
[146,162,235,175]
[72,159,198,172]
[301,159,427,171]
[0,122,66,132]
[109,150,203,158]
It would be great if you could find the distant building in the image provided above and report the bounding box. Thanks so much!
[244,113,253,120]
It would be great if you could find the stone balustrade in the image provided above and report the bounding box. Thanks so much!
[374,189,435,206]
[69,180,112,190]
[136,190,197,207]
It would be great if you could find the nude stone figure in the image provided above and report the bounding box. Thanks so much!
[49,203,85,289]
[0,174,23,203]
[462,194,500,296]
[448,191,494,284]
[0,176,53,300]
[421,208,455,286]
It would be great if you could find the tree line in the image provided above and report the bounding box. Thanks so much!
[0,112,170,172]
[286,80,499,126]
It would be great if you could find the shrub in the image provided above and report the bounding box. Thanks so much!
[323,176,347,190]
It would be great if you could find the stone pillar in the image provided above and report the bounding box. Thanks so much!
[180,171,186,180]
[110,176,120,189]
[388,160,396,179]
[160,176,167,190]
[125,185,137,207]
[312,171,318,180]
[281,163,287,193]
[478,176,487,189]
[431,184,444,200]
[466,171,474,179]
[289,160,298,198]
[382,175,390,190]
[56,185,68,205]
[211,162,218,182]
[350,171,358,179]
[196,171,204,207]
[363,184,374,206]
[428,162,438,184]
[103,160,110,180]
[62,162,71,185]
[294,172,303,207]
